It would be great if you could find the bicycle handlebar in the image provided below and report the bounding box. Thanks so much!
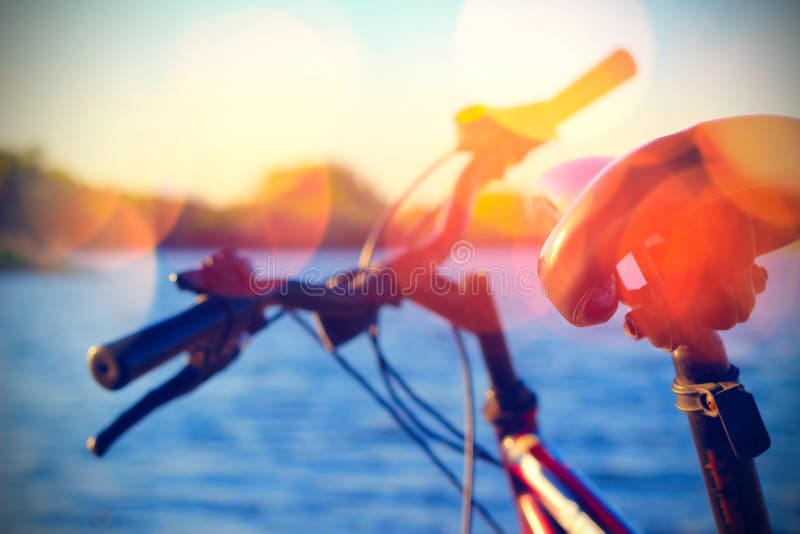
[87,48,637,455]
[88,49,637,392]
[456,49,635,152]
[88,297,262,390]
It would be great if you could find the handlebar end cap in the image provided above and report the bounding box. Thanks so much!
[88,345,125,391]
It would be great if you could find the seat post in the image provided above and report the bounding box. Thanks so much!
[672,329,771,533]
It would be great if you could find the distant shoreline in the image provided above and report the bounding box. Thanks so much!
[0,241,550,272]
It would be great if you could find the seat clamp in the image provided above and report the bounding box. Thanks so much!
[671,365,741,417]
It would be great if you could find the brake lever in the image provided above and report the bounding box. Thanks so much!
[88,360,212,456]
[87,340,243,457]
[87,301,275,456]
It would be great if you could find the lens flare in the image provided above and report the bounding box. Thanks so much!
[510,242,557,324]
[470,190,528,241]
[71,249,160,327]
[380,203,447,255]
[154,8,361,205]
[695,115,800,230]
[747,247,800,338]
[536,156,614,213]
[20,181,118,261]
[254,165,332,271]
[77,195,185,269]
[454,0,653,140]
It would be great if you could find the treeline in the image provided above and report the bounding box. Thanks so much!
[0,149,559,269]
[0,150,388,267]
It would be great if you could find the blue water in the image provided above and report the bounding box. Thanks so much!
[1,247,798,533]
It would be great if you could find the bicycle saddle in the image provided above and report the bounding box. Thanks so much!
[539,115,800,350]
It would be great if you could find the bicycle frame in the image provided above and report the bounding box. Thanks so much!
[448,270,635,534]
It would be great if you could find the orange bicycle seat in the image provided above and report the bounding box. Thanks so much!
[538,115,800,347]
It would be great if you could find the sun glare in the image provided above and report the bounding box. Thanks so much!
[453,0,653,141]
[93,7,362,207]
[256,165,332,270]
[535,156,614,213]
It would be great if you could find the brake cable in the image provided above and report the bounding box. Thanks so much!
[452,326,475,534]
[359,150,456,270]
[286,309,504,534]
[368,332,502,466]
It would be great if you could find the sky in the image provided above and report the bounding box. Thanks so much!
[1,0,798,206]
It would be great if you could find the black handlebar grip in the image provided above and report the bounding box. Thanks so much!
[88,297,256,390]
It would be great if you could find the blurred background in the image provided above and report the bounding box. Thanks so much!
[1,0,798,532]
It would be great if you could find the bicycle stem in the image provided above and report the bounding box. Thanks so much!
[465,272,540,534]
[381,155,498,288]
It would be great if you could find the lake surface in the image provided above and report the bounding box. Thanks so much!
[1,247,798,533]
